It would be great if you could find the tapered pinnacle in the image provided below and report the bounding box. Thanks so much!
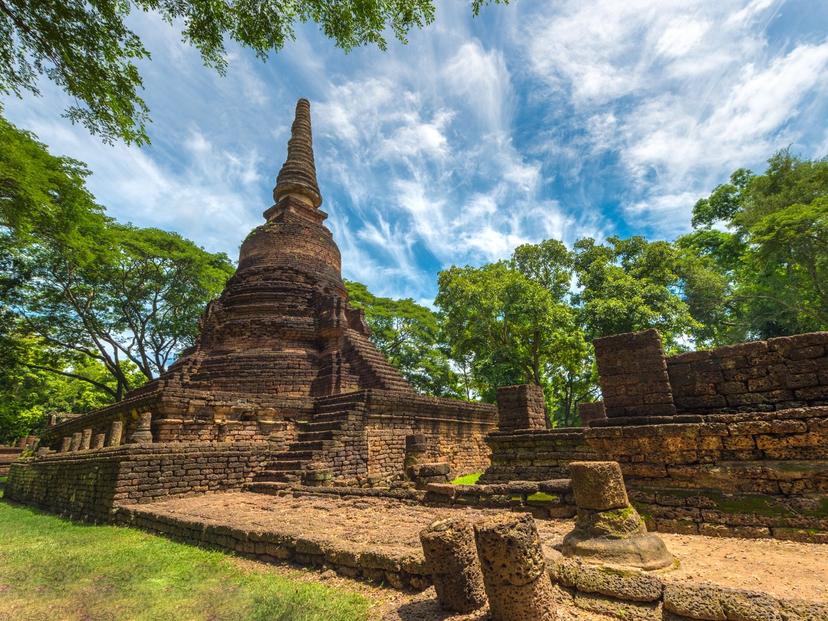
[273,98,322,208]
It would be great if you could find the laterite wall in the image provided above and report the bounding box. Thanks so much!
[482,407,828,541]
[4,442,269,522]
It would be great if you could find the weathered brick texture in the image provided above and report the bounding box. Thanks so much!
[496,384,547,432]
[668,331,828,414]
[482,407,828,541]
[594,329,676,419]
[5,443,269,522]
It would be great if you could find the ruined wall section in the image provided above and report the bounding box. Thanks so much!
[594,329,676,419]
[314,391,496,483]
[481,429,598,483]
[667,332,828,414]
[481,407,828,541]
[4,442,270,522]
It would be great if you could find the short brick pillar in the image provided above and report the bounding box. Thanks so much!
[420,518,487,613]
[80,428,92,450]
[69,432,82,452]
[593,329,676,419]
[474,513,556,621]
[60,437,72,453]
[578,401,606,427]
[496,384,546,432]
[129,412,153,444]
[108,420,123,447]
[93,433,106,450]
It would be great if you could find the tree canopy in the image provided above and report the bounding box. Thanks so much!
[0,0,506,144]
[679,150,828,343]
[1,113,233,412]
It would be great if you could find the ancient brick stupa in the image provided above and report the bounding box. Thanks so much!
[38,99,496,486]
[147,98,412,409]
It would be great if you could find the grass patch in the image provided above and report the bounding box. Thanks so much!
[526,492,558,502]
[451,472,482,485]
[0,501,372,621]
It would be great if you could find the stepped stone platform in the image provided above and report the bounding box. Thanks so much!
[115,492,828,620]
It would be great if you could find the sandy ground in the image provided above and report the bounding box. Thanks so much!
[133,491,828,604]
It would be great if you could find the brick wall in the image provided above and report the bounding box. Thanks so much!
[359,391,496,481]
[480,407,828,541]
[481,428,598,483]
[496,384,547,431]
[667,332,828,414]
[5,442,270,522]
[594,329,677,418]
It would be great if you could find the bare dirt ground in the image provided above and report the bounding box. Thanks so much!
[137,491,828,606]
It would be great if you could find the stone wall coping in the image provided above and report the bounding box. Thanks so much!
[15,441,270,465]
[584,406,827,430]
[488,427,585,438]
[361,389,497,414]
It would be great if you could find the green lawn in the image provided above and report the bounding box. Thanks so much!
[451,472,482,485]
[0,499,372,621]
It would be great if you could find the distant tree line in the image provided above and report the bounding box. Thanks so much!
[348,150,828,426]
[1,112,825,441]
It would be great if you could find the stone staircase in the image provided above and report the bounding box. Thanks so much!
[343,330,412,392]
[247,392,366,491]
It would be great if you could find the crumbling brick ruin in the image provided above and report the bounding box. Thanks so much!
[483,329,828,542]
[6,99,495,516]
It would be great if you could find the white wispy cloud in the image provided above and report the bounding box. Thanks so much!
[524,0,828,234]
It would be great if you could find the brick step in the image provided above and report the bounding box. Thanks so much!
[245,481,293,494]
[310,411,353,424]
[297,430,337,442]
[265,460,304,471]
[273,450,317,461]
[253,471,300,483]
[288,440,332,452]
[314,401,365,414]
[314,392,367,406]
[299,420,345,433]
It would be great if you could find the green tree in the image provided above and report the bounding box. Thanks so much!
[680,150,828,342]
[345,280,461,398]
[1,113,234,400]
[572,235,700,349]
[0,0,506,144]
[436,261,589,425]
[0,331,144,442]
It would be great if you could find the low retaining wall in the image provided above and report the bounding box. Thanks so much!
[118,502,433,591]
[549,553,828,621]
[482,407,828,541]
[4,442,270,521]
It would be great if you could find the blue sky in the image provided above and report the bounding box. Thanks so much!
[5,0,828,304]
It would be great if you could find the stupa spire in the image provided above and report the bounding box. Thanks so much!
[273,98,322,208]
